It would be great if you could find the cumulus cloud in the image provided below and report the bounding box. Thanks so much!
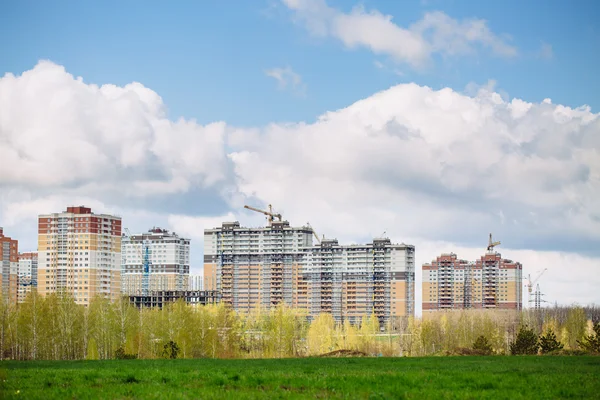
[265,66,306,96]
[280,0,517,68]
[1,61,599,308]
[0,61,229,195]
[227,82,599,256]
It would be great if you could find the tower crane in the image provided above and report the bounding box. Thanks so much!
[487,233,501,253]
[525,268,547,306]
[244,204,282,226]
[124,228,151,296]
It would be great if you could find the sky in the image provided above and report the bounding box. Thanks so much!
[1,0,599,312]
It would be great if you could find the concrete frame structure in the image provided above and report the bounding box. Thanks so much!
[17,252,38,303]
[204,220,415,325]
[422,252,523,313]
[38,206,122,305]
[121,227,190,295]
[0,227,18,304]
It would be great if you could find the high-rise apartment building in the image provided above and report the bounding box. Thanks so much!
[204,220,415,325]
[17,252,38,303]
[422,251,523,313]
[299,238,415,325]
[38,206,122,305]
[0,227,18,304]
[121,227,190,294]
[204,220,313,309]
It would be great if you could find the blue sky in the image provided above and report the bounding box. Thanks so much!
[1,0,599,306]
[2,0,599,127]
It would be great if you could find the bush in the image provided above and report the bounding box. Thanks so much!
[162,340,180,359]
[115,347,137,360]
[577,321,600,353]
[473,335,494,355]
[510,325,539,355]
[539,329,564,354]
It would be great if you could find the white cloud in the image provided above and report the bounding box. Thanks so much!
[265,66,306,96]
[0,61,229,194]
[1,61,599,308]
[280,0,517,69]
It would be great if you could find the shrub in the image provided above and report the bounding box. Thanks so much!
[510,325,539,355]
[473,335,494,355]
[539,329,564,354]
[577,322,600,353]
[115,346,137,360]
[162,340,180,359]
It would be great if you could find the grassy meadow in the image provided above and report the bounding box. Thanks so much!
[2,356,599,399]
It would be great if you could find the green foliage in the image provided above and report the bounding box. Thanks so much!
[473,335,494,355]
[539,329,564,354]
[1,293,598,361]
[2,357,600,399]
[577,322,600,353]
[162,341,180,359]
[510,325,539,355]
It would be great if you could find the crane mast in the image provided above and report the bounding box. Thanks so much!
[124,228,151,296]
[244,204,282,226]
[487,233,501,253]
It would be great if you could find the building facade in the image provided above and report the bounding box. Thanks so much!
[17,252,38,303]
[299,238,415,325]
[188,274,204,291]
[121,227,190,295]
[204,220,415,325]
[38,206,122,305]
[0,227,18,304]
[422,252,523,313]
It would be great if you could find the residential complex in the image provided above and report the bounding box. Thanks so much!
[121,227,190,295]
[422,248,523,313]
[0,227,18,304]
[204,220,415,325]
[17,252,38,303]
[38,206,122,305]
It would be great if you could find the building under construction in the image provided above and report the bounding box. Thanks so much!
[128,290,221,308]
[204,205,415,325]
[422,234,523,313]
[121,227,190,295]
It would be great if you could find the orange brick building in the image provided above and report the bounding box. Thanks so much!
[422,251,523,313]
[0,227,19,304]
[38,206,122,305]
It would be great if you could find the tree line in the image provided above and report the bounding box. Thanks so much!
[0,292,598,360]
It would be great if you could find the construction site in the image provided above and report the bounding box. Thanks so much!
[204,204,415,326]
[422,234,525,313]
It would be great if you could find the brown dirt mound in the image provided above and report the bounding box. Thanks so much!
[318,349,369,357]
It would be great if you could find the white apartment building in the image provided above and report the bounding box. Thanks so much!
[121,227,190,295]
[17,252,37,303]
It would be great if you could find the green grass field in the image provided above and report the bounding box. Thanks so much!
[1,356,599,399]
